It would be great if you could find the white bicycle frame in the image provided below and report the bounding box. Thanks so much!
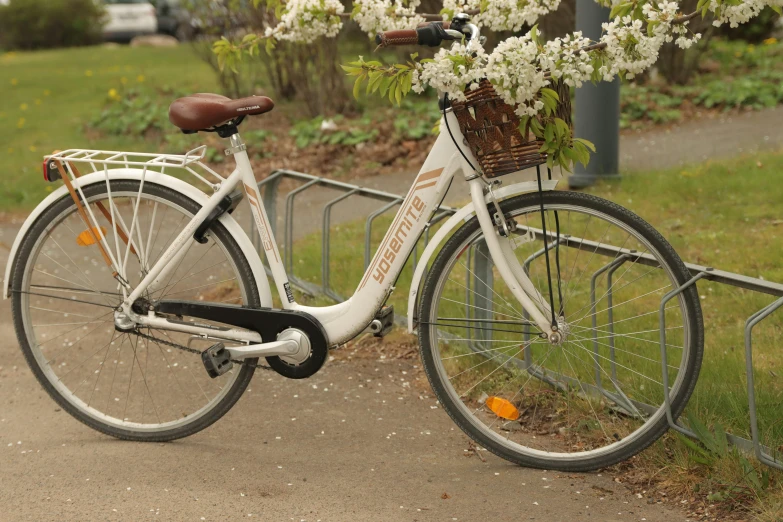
[4,109,558,357]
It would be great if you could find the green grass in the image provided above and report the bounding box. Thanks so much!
[286,150,783,516]
[0,45,218,210]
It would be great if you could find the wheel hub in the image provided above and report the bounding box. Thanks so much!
[548,316,571,345]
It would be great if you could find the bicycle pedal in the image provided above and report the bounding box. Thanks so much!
[372,305,394,338]
[201,343,233,378]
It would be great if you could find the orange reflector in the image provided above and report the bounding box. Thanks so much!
[76,226,107,246]
[485,396,520,421]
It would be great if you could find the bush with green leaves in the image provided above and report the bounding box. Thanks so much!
[0,0,105,50]
[290,116,379,149]
[90,89,167,137]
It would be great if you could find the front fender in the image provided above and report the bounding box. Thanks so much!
[3,169,273,308]
[407,179,558,333]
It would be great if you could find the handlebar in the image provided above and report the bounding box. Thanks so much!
[374,22,453,48]
[375,15,480,49]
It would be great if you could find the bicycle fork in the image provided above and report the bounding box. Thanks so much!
[467,178,554,338]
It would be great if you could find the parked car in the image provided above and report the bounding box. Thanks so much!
[103,0,158,42]
[152,0,198,41]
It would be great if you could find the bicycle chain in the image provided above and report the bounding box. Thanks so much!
[131,330,276,372]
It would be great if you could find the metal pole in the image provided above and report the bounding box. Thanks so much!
[569,0,621,188]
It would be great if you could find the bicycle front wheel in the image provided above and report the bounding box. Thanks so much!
[418,190,703,471]
[10,180,260,441]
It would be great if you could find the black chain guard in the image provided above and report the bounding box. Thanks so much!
[153,300,329,379]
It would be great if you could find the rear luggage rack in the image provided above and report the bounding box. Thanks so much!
[43,146,225,191]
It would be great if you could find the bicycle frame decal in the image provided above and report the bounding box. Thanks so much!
[358,167,442,289]
[244,181,278,262]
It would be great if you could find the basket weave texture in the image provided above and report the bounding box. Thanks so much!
[452,79,572,178]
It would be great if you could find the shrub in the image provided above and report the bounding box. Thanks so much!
[185,0,353,117]
[0,0,105,50]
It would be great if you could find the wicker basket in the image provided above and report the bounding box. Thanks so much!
[452,79,572,178]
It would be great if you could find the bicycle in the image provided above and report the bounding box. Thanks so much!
[6,16,703,472]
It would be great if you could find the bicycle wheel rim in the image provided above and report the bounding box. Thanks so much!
[423,197,697,464]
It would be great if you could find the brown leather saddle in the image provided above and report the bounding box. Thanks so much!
[168,93,274,135]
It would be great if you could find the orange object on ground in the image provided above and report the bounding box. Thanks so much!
[485,396,520,421]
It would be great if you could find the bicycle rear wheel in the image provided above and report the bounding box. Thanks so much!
[418,190,703,471]
[10,180,259,441]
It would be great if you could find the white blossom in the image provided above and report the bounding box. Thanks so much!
[442,0,561,31]
[413,43,488,101]
[710,0,781,28]
[485,35,549,116]
[265,0,344,43]
[352,0,426,36]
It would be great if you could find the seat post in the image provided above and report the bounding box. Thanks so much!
[228,133,244,149]
[225,132,247,158]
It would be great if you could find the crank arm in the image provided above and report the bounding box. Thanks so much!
[226,340,298,359]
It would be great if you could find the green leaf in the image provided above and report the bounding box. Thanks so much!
[687,412,723,456]
[540,87,559,102]
[265,37,276,56]
[401,71,412,95]
[563,146,577,163]
[518,115,530,134]
[530,24,540,45]
[609,2,631,19]
[353,76,362,100]
[530,118,543,136]
[555,118,570,141]
[367,71,383,94]
[771,4,782,14]
[544,122,555,142]
[677,433,714,465]
[379,75,393,96]
[574,138,596,152]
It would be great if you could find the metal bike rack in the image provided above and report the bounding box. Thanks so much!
[251,170,783,469]
[507,226,783,469]
[252,169,455,304]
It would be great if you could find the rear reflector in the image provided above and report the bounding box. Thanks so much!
[43,159,62,182]
[76,226,107,246]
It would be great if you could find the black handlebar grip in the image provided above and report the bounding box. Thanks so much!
[416,22,452,47]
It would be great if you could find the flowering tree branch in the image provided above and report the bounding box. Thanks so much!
[214,0,783,168]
